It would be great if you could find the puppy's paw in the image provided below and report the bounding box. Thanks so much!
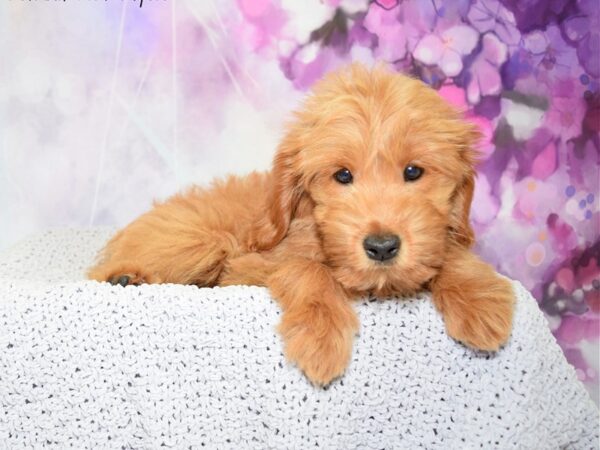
[279,306,358,386]
[437,276,514,351]
[108,273,149,287]
[88,262,156,286]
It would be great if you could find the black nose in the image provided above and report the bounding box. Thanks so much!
[363,234,400,262]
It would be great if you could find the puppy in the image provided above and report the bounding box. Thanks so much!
[89,64,514,385]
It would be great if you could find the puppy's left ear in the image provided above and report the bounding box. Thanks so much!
[449,170,475,247]
[448,124,481,248]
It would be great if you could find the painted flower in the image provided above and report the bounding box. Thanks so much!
[561,0,600,78]
[438,83,468,111]
[283,44,348,90]
[397,0,439,52]
[363,2,409,61]
[437,83,498,163]
[374,0,399,10]
[523,25,582,86]
[413,25,479,77]
[280,7,375,89]
[530,140,558,180]
[501,47,537,90]
[500,0,571,33]
[364,0,439,62]
[466,32,508,104]
[467,0,521,46]
[430,0,472,23]
[544,78,586,141]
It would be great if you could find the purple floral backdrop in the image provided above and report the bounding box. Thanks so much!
[1,0,598,403]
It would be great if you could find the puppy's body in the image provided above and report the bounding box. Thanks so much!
[89,172,320,287]
[89,65,513,385]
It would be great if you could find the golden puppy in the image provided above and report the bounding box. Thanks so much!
[89,64,514,385]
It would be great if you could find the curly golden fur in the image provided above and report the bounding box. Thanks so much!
[89,64,514,385]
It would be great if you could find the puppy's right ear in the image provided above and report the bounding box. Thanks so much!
[248,128,304,251]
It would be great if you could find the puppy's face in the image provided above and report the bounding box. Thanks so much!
[266,66,479,296]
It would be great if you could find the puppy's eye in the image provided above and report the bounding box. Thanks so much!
[403,165,424,182]
[334,168,353,184]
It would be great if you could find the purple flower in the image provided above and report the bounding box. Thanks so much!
[283,44,347,90]
[501,47,538,89]
[523,25,582,84]
[431,0,472,23]
[466,32,508,104]
[413,25,479,77]
[500,0,572,33]
[561,0,600,78]
[467,0,521,46]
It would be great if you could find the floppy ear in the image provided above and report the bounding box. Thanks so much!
[447,123,480,248]
[448,170,476,248]
[248,129,304,251]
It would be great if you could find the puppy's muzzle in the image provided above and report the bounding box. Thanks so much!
[363,234,400,262]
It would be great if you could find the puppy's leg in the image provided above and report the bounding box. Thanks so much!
[88,199,239,287]
[219,253,275,287]
[267,258,359,386]
[430,245,514,351]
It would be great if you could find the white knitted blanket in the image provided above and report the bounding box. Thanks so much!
[0,229,598,449]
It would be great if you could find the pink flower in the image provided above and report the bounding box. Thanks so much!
[363,3,409,61]
[438,83,468,111]
[438,84,494,159]
[531,141,557,180]
[466,32,508,104]
[375,0,400,9]
[544,79,586,141]
[413,25,479,77]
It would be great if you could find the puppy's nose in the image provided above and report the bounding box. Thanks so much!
[363,234,400,262]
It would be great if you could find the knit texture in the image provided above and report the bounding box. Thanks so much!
[0,229,598,449]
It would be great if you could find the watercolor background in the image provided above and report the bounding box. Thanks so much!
[0,0,598,403]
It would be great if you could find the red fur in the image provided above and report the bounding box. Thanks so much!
[89,64,514,385]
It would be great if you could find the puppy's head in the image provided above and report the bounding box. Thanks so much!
[261,64,480,295]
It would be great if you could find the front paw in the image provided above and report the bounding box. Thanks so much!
[279,307,358,386]
[88,262,156,286]
[108,273,149,287]
[436,276,514,351]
